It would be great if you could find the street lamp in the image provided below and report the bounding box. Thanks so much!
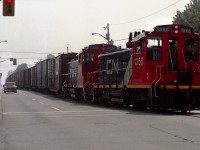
[92,33,114,45]
[92,33,106,39]
[92,23,112,45]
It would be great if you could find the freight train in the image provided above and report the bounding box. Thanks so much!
[6,24,200,113]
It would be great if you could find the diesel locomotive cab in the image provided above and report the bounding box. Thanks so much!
[147,25,200,112]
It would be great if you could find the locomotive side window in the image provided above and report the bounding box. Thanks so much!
[184,38,199,61]
[147,36,162,60]
[83,52,94,69]
[135,40,142,54]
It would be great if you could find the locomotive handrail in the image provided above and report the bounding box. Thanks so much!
[84,67,132,88]
[151,65,161,86]
[151,65,166,98]
[64,73,78,88]
[168,47,174,72]
[182,48,187,70]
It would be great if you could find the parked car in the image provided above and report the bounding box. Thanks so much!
[4,82,17,93]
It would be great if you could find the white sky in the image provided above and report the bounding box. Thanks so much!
[0,0,191,83]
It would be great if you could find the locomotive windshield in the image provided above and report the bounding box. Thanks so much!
[146,36,162,60]
[184,38,199,61]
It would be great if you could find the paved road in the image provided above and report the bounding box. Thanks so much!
[0,90,200,150]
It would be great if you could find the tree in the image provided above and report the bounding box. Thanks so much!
[6,70,14,79]
[15,63,28,73]
[173,0,200,32]
[47,54,55,59]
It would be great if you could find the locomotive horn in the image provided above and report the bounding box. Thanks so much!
[134,31,138,37]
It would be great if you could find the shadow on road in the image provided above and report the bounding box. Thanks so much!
[18,89,200,117]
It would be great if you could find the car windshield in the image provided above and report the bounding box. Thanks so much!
[5,82,15,86]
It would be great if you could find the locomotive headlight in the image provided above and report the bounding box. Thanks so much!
[175,30,178,34]
[174,80,177,84]
[175,25,179,29]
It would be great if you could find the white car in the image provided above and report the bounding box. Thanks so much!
[3,82,17,93]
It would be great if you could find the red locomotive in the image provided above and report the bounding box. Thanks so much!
[7,24,200,113]
[64,44,117,102]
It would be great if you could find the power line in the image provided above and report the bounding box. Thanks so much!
[114,38,128,42]
[0,57,46,60]
[111,0,183,26]
[0,51,59,55]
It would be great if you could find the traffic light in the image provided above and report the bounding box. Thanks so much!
[3,0,15,16]
[13,58,17,65]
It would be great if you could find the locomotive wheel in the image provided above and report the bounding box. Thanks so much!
[87,95,95,105]
[75,90,83,102]
[180,104,191,114]
[97,93,104,105]
[131,94,147,110]
[103,90,112,106]
[123,98,131,107]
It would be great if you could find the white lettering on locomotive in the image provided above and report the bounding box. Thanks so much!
[106,59,119,74]
[134,57,143,66]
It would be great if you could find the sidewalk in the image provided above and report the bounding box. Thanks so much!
[0,93,2,120]
[0,79,3,120]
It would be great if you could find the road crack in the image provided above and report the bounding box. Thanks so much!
[0,130,9,150]
[149,124,200,145]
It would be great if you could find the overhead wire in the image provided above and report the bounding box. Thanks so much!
[111,0,184,26]
[0,51,60,55]
[0,57,47,60]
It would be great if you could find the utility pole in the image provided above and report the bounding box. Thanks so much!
[67,44,69,53]
[104,23,110,44]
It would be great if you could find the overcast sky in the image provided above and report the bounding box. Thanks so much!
[0,0,191,83]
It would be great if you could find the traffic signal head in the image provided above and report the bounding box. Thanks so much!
[3,0,15,16]
[13,58,17,65]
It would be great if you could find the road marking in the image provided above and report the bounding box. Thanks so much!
[51,107,62,111]
[3,111,60,115]
[3,109,114,115]
[39,102,44,104]
[32,98,36,101]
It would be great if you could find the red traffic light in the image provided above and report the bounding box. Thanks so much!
[3,0,15,16]
[7,0,13,3]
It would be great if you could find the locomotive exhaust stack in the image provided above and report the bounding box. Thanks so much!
[126,32,133,48]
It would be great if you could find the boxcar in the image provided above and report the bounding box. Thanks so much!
[48,53,77,94]
[25,68,31,89]
[37,59,48,90]
[31,65,37,89]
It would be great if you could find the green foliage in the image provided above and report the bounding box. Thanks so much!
[15,63,28,73]
[6,70,14,79]
[47,54,55,59]
[173,0,200,31]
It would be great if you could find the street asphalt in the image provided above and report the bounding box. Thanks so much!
[0,90,200,150]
